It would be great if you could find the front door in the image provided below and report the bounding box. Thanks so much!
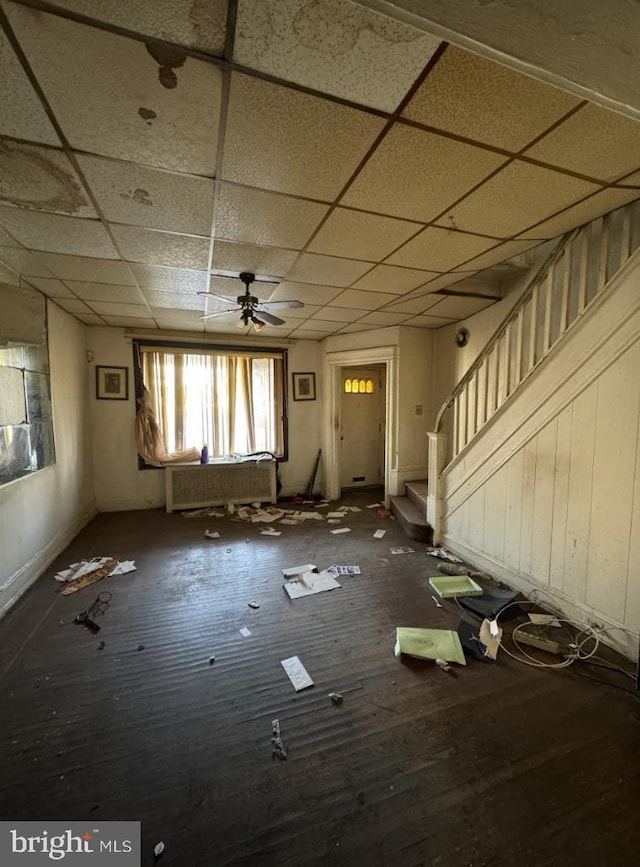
[340,366,385,490]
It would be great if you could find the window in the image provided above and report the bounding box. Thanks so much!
[136,343,287,460]
[344,377,374,395]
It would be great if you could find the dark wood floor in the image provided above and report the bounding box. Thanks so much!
[1,488,639,866]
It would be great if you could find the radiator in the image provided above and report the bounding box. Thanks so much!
[165,460,277,513]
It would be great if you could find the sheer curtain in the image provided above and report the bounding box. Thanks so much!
[141,349,283,458]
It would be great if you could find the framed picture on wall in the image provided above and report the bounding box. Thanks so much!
[292,372,316,401]
[96,365,129,400]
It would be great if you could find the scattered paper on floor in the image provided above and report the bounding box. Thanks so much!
[390,546,414,554]
[282,564,317,578]
[281,655,314,691]
[327,512,344,519]
[260,527,282,536]
[55,557,136,594]
[373,529,386,539]
[327,518,341,524]
[480,618,502,659]
[327,565,361,575]
[204,529,220,539]
[284,569,341,599]
[394,627,466,665]
[425,546,462,563]
[330,527,351,535]
[240,627,252,637]
[528,613,562,627]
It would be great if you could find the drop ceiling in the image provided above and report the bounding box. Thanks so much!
[1,0,639,340]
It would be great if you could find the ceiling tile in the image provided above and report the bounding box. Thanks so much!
[110,225,210,269]
[55,298,93,315]
[403,272,477,297]
[451,239,541,272]
[212,241,298,278]
[309,306,363,323]
[403,45,580,152]
[149,306,204,320]
[154,315,205,331]
[205,275,276,302]
[308,207,421,261]
[0,226,19,247]
[286,252,372,286]
[101,315,158,328]
[0,27,60,145]
[525,103,640,182]
[67,282,146,304]
[0,247,55,278]
[288,330,327,340]
[341,124,507,222]
[386,226,496,271]
[0,262,19,285]
[46,0,228,54]
[269,281,341,306]
[403,314,455,328]
[75,313,105,325]
[25,277,75,299]
[34,253,136,283]
[222,72,386,201]
[88,301,152,317]
[518,186,640,239]
[5,5,222,175]
[336,322,382,334]
[384,296,442,314]
[358,310,408,326]
[271,303,321,320]
[439,161,598,238]
[77,155,214,236]
[295,319,345,332]
[129,264,209,292]
[144,291,205,311]
[330,288,397,309]
[216,184,328,249]
[0,141,95,217]
[427,295,496,318]
[234,0,441,112]
[0,207,118,257]
[352,263,440,294]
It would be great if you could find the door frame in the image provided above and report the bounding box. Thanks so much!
[323,345,398,503]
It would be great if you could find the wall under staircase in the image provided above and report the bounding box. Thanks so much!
[429,203,640,657]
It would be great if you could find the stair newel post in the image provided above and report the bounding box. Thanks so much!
[427,431,447,545]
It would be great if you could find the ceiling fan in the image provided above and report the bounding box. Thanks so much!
[199,271,304,332]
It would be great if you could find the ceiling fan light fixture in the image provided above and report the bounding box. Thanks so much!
[251,315,265,333]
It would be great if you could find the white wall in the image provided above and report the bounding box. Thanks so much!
[439,252,640,655]
[85,327,323,509]
[0,301,96,616]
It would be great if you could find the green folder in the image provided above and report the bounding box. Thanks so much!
[428,575,483,598]
[394,627,466,665]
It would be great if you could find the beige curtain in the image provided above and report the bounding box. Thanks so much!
[134,387,200,466]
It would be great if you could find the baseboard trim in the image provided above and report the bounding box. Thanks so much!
[0,503,97,619]
[441,534,639,662]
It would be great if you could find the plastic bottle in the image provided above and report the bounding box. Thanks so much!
[200,444,209,464]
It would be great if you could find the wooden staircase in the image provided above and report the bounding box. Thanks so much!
[390,480,433,543]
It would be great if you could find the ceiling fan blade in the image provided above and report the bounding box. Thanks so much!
[257,310,286,326]
[199,308,238,320]
[258,300,304,310]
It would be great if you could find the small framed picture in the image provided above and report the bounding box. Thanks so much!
[96,365,129,400]
[292,372,316,401]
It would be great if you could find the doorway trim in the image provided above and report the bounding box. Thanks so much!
[323,345,398,503]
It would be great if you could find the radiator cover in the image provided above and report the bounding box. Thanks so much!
[165,460,277,513]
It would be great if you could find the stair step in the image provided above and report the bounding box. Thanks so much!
[405,479,428,513]
[389,495,433,544]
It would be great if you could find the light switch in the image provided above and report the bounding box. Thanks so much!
[415,404,423,415]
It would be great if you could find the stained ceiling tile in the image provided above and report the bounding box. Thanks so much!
[0,207,118,257]
[352,264,439,294]
[234,0,441,112]
[0,141,95,217]
[3,241,52,280]
[403,45,580,152]
[88,301,152,317]
[129,264,209,293]
[110,225,210,269]
[309,306,363,323]
[0,27,60,146]
[308,208,421,261]
[286,252,372,286]
[222,72,386,201]
[76,155,214,236]
[342,124,507,222]
[34,253,136,283]
[386,227,497,271]
[427,295,496,318]
[358,310,408,326]
[5,5,222,175]
[525,103,640,183]
[66,282,146,304]
[212,241,298,279]
[439,161,598,238]
[518,186,640,239]
[46,0,228,54]
[216,184,328,249]
[403,314,455,328]
[269,281,341,306]
[451,239,541,273]
[330,288,397,309]
[25,277,75,298]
